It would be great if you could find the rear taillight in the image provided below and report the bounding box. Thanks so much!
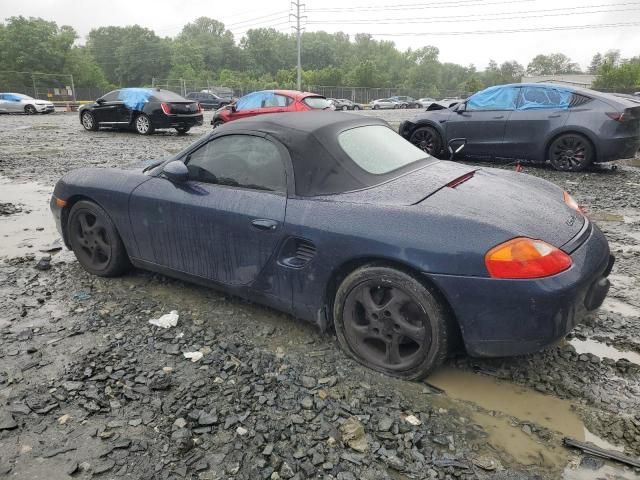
[161,102,172,115]
[606,112,626,122]
[563,191,584,214]
[485,237,572,279]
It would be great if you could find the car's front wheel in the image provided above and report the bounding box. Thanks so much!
[409,126,442,158]
[24,105,37,115]
[400,104,407,109]
[67,200,131,277]
[81,111,98,131]
[341,105,348,111]
[372,105,379,110]
[549,133,594,172]
[134,113,154,135]
[333,265,450,380]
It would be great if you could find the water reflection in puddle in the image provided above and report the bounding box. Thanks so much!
[569,338,640,365]
[0,176,58,257]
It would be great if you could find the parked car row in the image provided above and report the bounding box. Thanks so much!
[327,98,362,110]
[0,93,55,114]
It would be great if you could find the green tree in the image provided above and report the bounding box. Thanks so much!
[526,53,581,75]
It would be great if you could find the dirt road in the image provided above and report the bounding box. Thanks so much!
[0,111,639,479]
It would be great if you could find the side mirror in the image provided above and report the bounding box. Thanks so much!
[162,160,189,184]
[230,104,237,112]
[96,98,105,104]
[455,102,466,113]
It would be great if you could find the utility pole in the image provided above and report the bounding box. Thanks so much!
[291,1,305,91]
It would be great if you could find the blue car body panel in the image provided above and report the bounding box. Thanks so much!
[51,112,612,358]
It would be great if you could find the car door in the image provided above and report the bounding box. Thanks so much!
[0,94,7,112]
[128,133,289,286]
[3,94,23,112]
[502,85,571,160]
[92,90,122,124]
[444,86,519,159]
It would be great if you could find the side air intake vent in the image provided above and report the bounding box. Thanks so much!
[278,238,317,268]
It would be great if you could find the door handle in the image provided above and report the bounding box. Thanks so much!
[549,114,562,118]
[251,219,278,231]
[492,115,504,119]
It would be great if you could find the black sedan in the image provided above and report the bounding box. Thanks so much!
[79,88,203,135]
[400,83,640,171]
[329,98,362,111]
[50,112,613,379]
[185,91,229,110]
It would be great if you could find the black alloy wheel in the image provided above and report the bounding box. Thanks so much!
[409,126,442,157]
[549,134,593,172]
[334,265,450,379]
[67,201,130,277]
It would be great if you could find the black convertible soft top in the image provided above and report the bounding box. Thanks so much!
[215,112,433,196]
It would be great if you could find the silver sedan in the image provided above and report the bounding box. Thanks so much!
[0,93,55,114]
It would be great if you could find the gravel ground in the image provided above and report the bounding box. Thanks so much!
[0,111,639,480]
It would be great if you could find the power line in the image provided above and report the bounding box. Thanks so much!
[363,20,640,36]
[307,5,640,25]
[306,0,536,12]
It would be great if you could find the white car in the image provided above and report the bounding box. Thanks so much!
[417,97,436,108]
[370,98,404,110]
[0,93,55,114]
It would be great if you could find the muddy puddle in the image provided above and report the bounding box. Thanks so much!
[603,298,640,318]
[421,367,637,477]
[0,176,58,258]
[569,338,640,364]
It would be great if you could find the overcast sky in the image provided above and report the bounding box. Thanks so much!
[1,0,639,70]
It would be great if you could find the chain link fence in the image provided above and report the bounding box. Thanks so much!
[0,71,80,102]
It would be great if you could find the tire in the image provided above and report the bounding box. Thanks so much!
[81,111,98,131]
[175,127,190,135]
[400,104,407,109]
[409,126,443,158]
[341,105,348,111]
[24,105,37,115]
[373,105,379,110]
[548,133,594,172]
[334,265,450,380]
[67,200,131,277]
[134,113,154,135]
[353,105,360,110]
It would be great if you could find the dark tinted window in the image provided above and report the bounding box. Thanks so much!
[100,90,120,102]
[186,135,286,192]
[153,90,189,102]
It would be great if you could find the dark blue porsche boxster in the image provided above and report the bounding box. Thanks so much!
[50,112,614,379]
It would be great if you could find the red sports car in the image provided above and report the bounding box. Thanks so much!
[211,90,332,127]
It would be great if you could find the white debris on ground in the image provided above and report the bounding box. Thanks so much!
[183,351,203,362]
[148,310,179,328]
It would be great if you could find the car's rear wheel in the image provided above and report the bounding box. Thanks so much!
[134,113,154,135]
[353,105,360,110]
[341,105,348,111]
[81,111,98,131]
[24,105,37,115]
[549,134,593,172]
[409,126,442,157]
[372,105,379,110]
[67,200,131,277]
[175,127,190,135]
[334,265,450,380]
[400,104,407,109]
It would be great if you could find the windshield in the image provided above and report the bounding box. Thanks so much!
[303,96,331,109]
[338,125,428,175]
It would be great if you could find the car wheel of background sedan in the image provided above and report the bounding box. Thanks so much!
[67,200,131,277]
[549,133,594,172]
[353,105,360,110]
[409,126,442,158]
[342,105,348,111]
[134,113,154,135]
[24,105,37,115]
[175,127,190,135]
[81,111,98,131]
[333,265,450,380]
[400,104,407,109]
[372,105,379,110]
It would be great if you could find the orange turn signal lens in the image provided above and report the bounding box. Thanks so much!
[485,237,572,279]
[563,191,583,214]
[55,197,67,208]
